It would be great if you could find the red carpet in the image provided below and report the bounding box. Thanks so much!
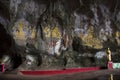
[20,67,100,75]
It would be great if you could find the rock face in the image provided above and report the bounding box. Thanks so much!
[10,0,120,50]
[1,0,120,70]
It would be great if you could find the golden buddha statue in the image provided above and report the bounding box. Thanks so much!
[106,48,112,61]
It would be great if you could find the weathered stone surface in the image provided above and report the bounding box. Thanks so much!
[1,0,120,70]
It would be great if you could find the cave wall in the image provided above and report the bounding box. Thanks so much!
[9,0,120,68]
[1,0,120,69]
[9,0,120,51]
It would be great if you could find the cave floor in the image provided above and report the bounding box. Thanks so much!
[0,69,120,80]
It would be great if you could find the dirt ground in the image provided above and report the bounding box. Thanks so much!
[0,69,120,80]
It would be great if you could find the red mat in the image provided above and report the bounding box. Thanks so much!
[20,67,100,75]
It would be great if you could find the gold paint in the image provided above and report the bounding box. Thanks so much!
[14,22,26,40]
[13,22,35,40]
[109,74,113,80]
[88,25,94,38]
[115,31,120,45]
[44,27,61,38]
[80,25,103,49]
[31,28,35,39]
